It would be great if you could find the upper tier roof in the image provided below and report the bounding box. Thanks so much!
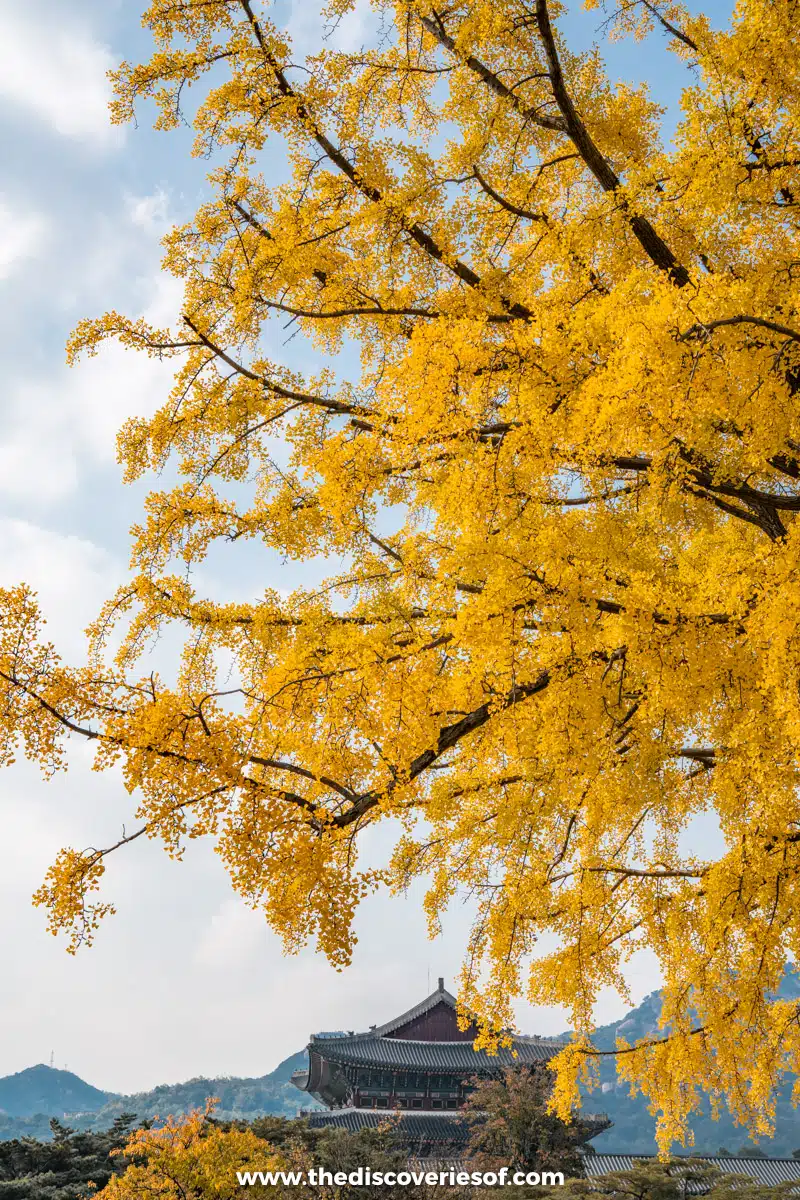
[308,1033,561,1070]
[307,979,565,1071]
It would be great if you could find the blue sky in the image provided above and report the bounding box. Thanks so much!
[0,0,731,1093]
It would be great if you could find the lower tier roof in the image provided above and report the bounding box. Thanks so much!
[303,1109,471,1143]
[303,1108,610,1143]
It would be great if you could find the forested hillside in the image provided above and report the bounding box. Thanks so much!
[0,1116,137,1200]
[587,974,800,1155]
[0,1052,313,1142]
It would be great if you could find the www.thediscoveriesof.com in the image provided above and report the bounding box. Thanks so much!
[237,1167,565,1188]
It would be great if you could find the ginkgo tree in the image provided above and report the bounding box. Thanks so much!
[3,0,800,1154]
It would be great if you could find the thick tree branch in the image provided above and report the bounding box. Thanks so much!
[533,0,691,287]
[182,314,374,418]
[249,756,357,802]
[610,452,795,539]
[0,668,99,741]
[638,0,699,51]
[472,165,547,222]
[258,296,440,322]
[416,10,568,133]
[238,0,533,321]
[417,1,690,285]
[681,315,800,345]
[330,669,554,828]
[591,864,706,878]
[676,746,717,762]
[548,864,706,888]
[229,198,328,286]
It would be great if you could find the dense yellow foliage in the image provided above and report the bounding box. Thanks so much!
[3,0,800,1154]
[98,1109,282,1199]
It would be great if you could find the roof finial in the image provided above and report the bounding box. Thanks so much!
[438,976,444,992]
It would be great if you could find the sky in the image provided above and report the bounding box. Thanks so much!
[0,0,731,1094]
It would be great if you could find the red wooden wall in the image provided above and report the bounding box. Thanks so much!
[385,1001,479,1041]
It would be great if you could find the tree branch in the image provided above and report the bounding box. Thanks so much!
[681,315,800,345]
[533,0,691,287]
[258,296,440,322]
[330,669,553,829]
[182,314,374,418]
[472,166,547,222]
[638,0,699,51]
[238,0,532,321]
[416,10,568,134]
[249,756,357,803]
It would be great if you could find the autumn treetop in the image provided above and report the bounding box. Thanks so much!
[1,0,800,1154]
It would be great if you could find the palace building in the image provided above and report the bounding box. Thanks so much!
[291,977,610,1159]
[292,983,800,1175]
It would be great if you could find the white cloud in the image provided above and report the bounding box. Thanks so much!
[0,198,48,281]
[194,900,273,970]
[0,4,120,146]
[0,520,118,657]
[0,322,178,506]
[0,193,182,508]
[126,189,170,232]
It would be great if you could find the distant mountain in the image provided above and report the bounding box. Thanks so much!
[0,1053,317,1142]
[0,1065,109,1119]
[92,1051,316,1128]
[262,1050,311,1085]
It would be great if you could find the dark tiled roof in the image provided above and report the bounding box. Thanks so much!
[303,1109,471,1143]
[312,1034,562,1071]
[585,1155,800,1190]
